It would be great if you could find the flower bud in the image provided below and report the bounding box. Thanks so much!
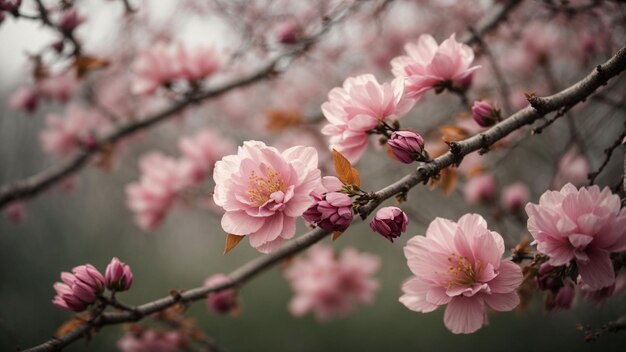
[105,257,133,292]
[3,201,25,223]
[204,274,238,315]
[58,9,84,35]
[388,131,426,164]
[0,0,21,12]
[535,263,561,291]
[471,100,500,127]
[52,264,105,312]
[369,206,408,242]
[72,264,105,294]
[275,19,302,44]
[303,192,353,233]
[463,174,496,205]
[501,182,530,212]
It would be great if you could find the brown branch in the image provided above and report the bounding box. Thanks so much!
[22,43,626,352]
[461,0,523,45]
[588,121,626,185]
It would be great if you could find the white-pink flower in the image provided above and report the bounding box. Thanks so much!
[126,153,188,231]
[391,33,480,100]
[131,44,180,95]
[285,245,380,321]
[213,141,321,253]
[400,214,523,334]
[175,44,221,82]
[525,183,626,290]
[321,74,414,163]
[178,130,234,185]
[39,105,103,158]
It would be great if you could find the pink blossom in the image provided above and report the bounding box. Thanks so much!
[126,153,187,231]
[552,147,590,189]
[525,183,626,290]
[3,201,25,223]
[118,330,182,352]
[463,174,496,205]
[581,273,626,306]
[204,274,237,314]
[178,130,234,185]
[39,105,103,158]
[105,257,133,292]
[387,130,426,164]
[369,206,408,242]
[213,141,321,253]
[321,74,414,163]
[400,214,523,334]
[8,87,38,113]
[175,44,221,82]
[303,192,353,233]
[52,264,105,312]
[391,33,480,100]
[131,44,179,95]
[37,73,78,103]
[501,182,530,212]
[285,245,380,321]
[471,100,500,127]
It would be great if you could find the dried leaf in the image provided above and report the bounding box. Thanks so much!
[95,144,115,171]
[224,234,244,254]
[332,149,360,186]
[331,231,343,241]
[72,55,110,78]
[265,109,302,131]
[439,125,469,143]
[466,164,485,178]
[439,168,458,196]
[55,315,88,338]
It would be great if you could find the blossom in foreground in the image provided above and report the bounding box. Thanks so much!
[321,74,414,163]
[391,33,480,100]
[286,245,380,320]
[552,147,590,189]
[400,214,523,334]
[118,330,181,352]
[525,183,626,290]
[204,274,238,315]
[105,257,133,292]
[213,141,321,253]
[52,264,105,312]
[369,206,408,242]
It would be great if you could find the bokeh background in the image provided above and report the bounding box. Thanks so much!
[1,0,626,351]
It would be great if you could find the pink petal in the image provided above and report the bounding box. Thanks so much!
[577,248,615,290]
[399,278,439,313]
[221,211,265,235]
[483,291,519,312]
[488,261,523,294]
[443,296,485,334]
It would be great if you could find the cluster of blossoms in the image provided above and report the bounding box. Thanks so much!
[303,176,353,233]
[285,245,380,321]
[52,258,133,312]
[126,130,233,231]
[132,43,221,95]
[400,214,523,334]
[9,73,78,114]
[462,173,531,214]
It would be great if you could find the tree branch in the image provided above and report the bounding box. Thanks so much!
[22,43,626,352]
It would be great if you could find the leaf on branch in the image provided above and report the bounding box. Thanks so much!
[331,231,343,241]
[95,144,115,171]
[55,315,89,338]
[332,149,360,186]
[265,109,302,132]
[224,234,244,254]
[428,168,457,196]
[72,55,110,78]
[439,125,469,143]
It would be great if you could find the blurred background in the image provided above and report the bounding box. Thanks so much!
[1,0,626,351]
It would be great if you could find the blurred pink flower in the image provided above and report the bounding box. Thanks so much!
[118,330,181,352]
[204,274,238,314]
[39,105,103,158]
[391,33,480,100]
[37,73,78,103]
[321,74,414,163]
[463,174,496,205]
[501,182,530,212]
[213,141,321,253]
[3,201,25,223]
[285,245,380,321]
[52,264,105,312]
[275,19,302,44]
[526,184,626,290]
[178,130,234,185]
[131,44,180,95]
[8,87,38,113]
[175,44,220,82]
[126,153,187,231]
[400,214,523,334]
[57,8,85,35]
[552,147,590,188]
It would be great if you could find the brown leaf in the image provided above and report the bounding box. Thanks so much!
[428,168,458,196]
[466,164,485,178]
[95,144,115,171]
[332,149,360,186]
[265,109,302,132]
[72,55,110,78]
[55,315,88,338]
[439,125,470,143]
[331,231,343,241]
[224,234,244,254]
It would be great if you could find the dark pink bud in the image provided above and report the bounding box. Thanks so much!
[0,0,21,12]
[471,100,500,127]
[535,263,560,291]
[3,201,25,223]
[388,131,426,164]
[52,40,65,53]
[58,9,84,35]
[369,206,408,242]
[303,192,353,233]
[52,265,104,312]
[204,274,237,315]
[275,19,302,44]
[8,87,39,113]
[105,257,133,291]
[72,264,105,294]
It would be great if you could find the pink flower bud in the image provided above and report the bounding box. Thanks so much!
[369,206,408,242]
[52,264,104,312]
[535,263,560,291]
[204,274,238,315]
[3,201,25,223]
[105,257,133,291]
[471,100,500,127]
[275,19,302,44]
[58,9,84,35]
[8,87,39,113]
[463,174,496,205]
[387,131,426,164]
[303,192,353,233]
[0,0,21,12]
[501,182,530,212]
[552,280,576,310]
[72,264,105,294]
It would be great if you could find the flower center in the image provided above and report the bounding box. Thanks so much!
[247,169,286,207]
[446,254,482,289]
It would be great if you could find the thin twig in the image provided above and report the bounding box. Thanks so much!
[588,122,626,185]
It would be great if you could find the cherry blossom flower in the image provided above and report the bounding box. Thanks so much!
[552,147,590,189]
[175,44,221,82]
[213,141,321,253]
[463,174,496,205]
[52,264,105,312]
[525,183,626,290]
[204,274,238,314]
[321,74,414,163]
[391,33,480,100]
[178,130,234,185]
[131,44,180,95]
[501,182,530,212]
[400,214,523,334]
[285,245,380,320]
[39,105,103,158]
